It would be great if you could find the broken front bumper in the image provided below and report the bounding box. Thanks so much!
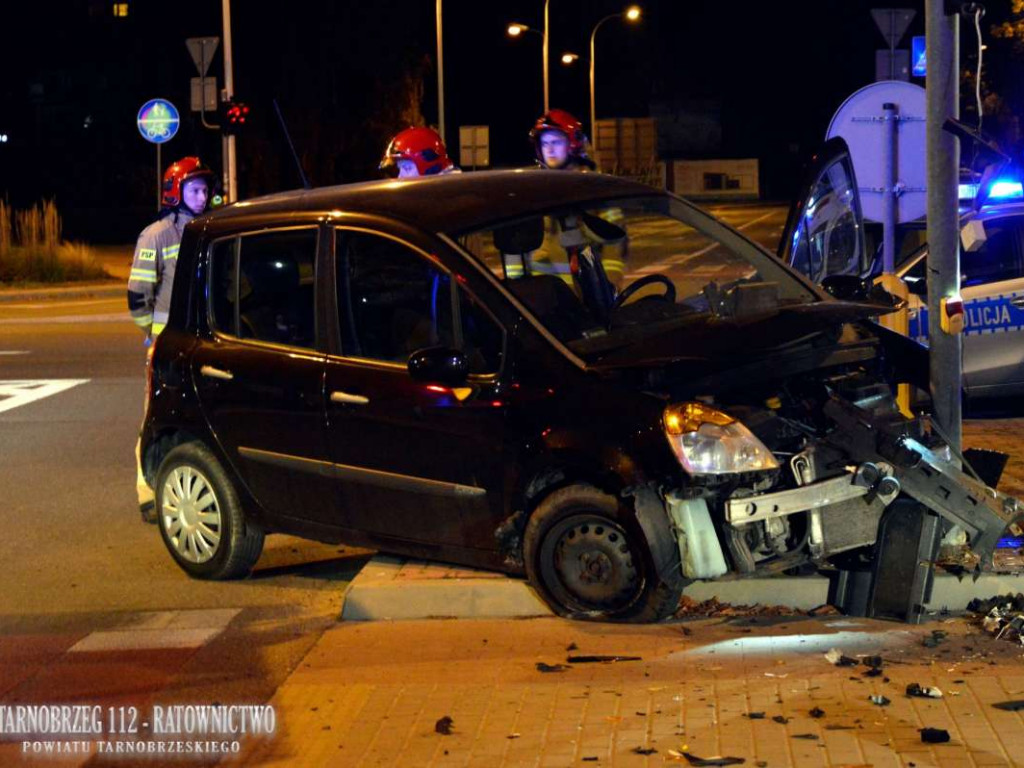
[823,398,1024,566]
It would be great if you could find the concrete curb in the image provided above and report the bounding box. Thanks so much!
[340,556,1024,621]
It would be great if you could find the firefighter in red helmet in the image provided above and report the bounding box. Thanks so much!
[380,127,458,178]
[530,109,596,171]
[128,156,216,521]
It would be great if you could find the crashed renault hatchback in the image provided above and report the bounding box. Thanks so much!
[140,169,1024,622]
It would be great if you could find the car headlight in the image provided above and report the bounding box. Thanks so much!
[663,402,780,475]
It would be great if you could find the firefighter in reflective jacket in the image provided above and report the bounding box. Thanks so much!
[129,157,215,519]
[504,111,626,294]
[127,157,215,337]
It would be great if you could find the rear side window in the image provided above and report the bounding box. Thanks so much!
[209,228,318,349]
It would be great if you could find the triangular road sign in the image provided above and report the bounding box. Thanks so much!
[872,9,915,49]
[0,379,88,415]
[186,37,220,77]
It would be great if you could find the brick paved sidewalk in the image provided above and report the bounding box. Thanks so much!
[229,613,1024,767]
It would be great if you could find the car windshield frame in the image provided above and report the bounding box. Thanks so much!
[447,192,826,349]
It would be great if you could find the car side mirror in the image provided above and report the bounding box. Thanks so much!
[407,346,469,386]
[821,274,872,301]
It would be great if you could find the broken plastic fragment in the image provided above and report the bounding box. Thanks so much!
[906,683,943,698]
[680,753,746,766]
[825,648,858,666]
[920,727,951,744]
[568,654,642,663]
[869,695,891,707]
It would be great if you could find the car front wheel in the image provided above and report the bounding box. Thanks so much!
[523,484,684,622]
[155,442,264,580]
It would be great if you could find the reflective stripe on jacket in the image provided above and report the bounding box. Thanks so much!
[126,210,193,336]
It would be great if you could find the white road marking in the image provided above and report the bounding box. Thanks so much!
[0,351,29,355]
[0,379,88,414]
[68,609,241,652]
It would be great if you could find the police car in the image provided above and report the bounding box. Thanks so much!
[900,185,1024,403]
[779,138,1024,405]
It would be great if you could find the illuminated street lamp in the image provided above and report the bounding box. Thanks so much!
[506,0,551,112]
[561,52,579,65]
[590,5,642,153]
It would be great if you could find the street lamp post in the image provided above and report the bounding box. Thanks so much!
[508,21,548,113]
[543,0,550,113]
[589,5,641,156]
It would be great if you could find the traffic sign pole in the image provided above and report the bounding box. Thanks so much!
[222,0,237,204]
[156,143,161,212]
[926,0,962,451]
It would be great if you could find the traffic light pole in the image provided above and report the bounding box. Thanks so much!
[222,0,237,204]
[926,0,962,451]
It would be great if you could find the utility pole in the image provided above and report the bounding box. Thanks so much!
[436,0,445,143]
[925,0,962,450]
[222,0,237,204]
[543,0,550,113]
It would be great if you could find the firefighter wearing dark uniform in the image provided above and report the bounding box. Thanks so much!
[130,157,215,518]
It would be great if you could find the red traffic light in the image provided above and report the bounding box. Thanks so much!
[221,100,250,134]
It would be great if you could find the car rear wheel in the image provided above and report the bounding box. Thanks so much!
[155,442,264,580]
[524,484,684,622]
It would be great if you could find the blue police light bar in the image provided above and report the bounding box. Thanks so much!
[988,180,1024,200]
[958,183,978,200]
[912,36,926,77]
[998,537,1024,549]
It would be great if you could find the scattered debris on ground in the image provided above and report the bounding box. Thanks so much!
[919,727,951,744]
[743,712,765,720]
[967,593,1024,645]
[869,695,891,706]
[825,648,858,666]
[671,752,745,766]
[567,654,642,664]
[791,733,819,740]
[809,707,826,718]
[993,700,1024,711]
[631,746,658,755]
[434,716,454,735]
[906,683,943,699]
[922,630,948,648]
[535,662,570,673]
[675,596,804,618]
[771,715,790,725]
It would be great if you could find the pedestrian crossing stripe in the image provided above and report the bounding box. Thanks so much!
[0,379,88,415]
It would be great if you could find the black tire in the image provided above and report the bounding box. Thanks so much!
[155,442,264,580]
[523,483,685,622]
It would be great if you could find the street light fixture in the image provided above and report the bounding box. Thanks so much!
[506,0,551,112]
[561,52,579,65]
[590,5,642,157]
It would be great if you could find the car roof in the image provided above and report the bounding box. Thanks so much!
[202,169,660,233]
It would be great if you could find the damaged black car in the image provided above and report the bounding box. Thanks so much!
[140,168,1024,622]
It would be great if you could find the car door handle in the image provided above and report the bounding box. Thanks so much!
[1011,297,1024,309]
[330,390,369,406]
[200,365,234,381]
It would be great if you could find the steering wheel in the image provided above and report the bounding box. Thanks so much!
[612,274,676,310]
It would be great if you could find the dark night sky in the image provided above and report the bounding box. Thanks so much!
[0,0,1016,241]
